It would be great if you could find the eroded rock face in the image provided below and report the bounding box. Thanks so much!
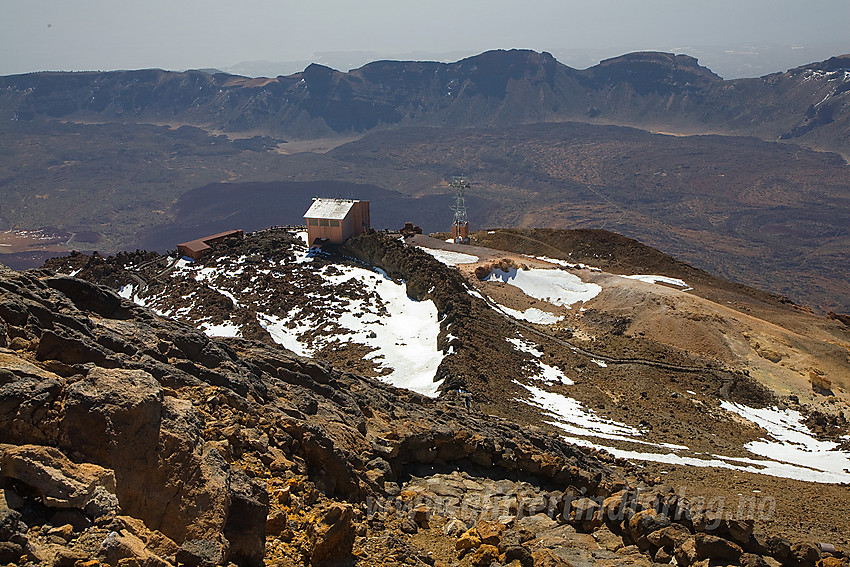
[306,502,355,565]
[0,444,118,514]
[0,268,617,565]
[0,273,269,565]
[3,263,835,566]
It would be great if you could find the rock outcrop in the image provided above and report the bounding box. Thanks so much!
[0,268,616,565]
[3,247,847,565]
[343,232,536,398]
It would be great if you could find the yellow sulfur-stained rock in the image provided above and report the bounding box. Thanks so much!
[455,528,482,551]
[470,544,500,567]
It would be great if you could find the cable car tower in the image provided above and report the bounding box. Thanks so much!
[450,176,470,244]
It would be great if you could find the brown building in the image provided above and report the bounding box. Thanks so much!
[451,222,469,244]
[177,230,244,261]
[303,198,370,246]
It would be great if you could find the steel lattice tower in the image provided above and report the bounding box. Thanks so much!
[450,176,470,243]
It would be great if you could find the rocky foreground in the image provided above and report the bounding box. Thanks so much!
[0,261,847,566]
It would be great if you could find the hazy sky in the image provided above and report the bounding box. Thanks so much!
[2,0,848,78]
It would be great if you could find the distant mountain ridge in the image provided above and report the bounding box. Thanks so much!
[1,49,849,154]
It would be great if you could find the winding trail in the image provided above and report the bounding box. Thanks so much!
[409,234,718,375]
[478,291,714,374]
[124,255,181,296]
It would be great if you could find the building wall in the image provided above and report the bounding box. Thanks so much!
[304,200,370,245]
[177,243,208,261]
[351,201,370,235]
[306,218,345,245]
[452,223,469,243]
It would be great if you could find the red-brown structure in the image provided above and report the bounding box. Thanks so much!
[177,230,244,261]
[451,223,469,243]
[303,198,370,246]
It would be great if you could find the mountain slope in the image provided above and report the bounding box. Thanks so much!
[2,52,849,313]
[11,240,850,565]
[2,118,848,313]
[38,228,850,549]
[2,50,849,155]
[0,260,617,566]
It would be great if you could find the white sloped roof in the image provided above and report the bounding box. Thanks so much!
[304,199,357,220]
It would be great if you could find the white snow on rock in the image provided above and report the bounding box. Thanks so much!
[512,340,850,482]
[533,255,577,268]
[257,310,313,357]
[591,359,608,368]
[418,247,479,265]
[123,246,445,398]
[486,267,602,308]
[537,363,570,384]
[532,255,601,272]
[466,286,486,301]
[540,400,850,484]
[622,274,692,291]
[719,401,850,483]
[508,338,572,385]
[508,337,544,358]
[200,321,242,338]
[259,264,445,397]
[566,442,850,484]
[496,304,563,325]
[519,382,652,443]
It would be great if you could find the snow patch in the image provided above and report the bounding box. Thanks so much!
[260,263,445,397]
[508,337,544,358]
[533,255,577,268]
[487,267,602,308]
[118,284,135,300]
[508,338,572,385]
[519,382,647,442]
[257,311,312,357]
[720,401,850,483]
[466,287,486,301]
[418,247,479,265]
[622,274,692,291]
[497,304,563,324]
[552,402,850,484]
[200,321,242,338]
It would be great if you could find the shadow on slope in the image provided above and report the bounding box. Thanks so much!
[137,180,494,252]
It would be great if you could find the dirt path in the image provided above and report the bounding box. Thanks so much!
[478,285,714,374]
[411,234,720,374]
[408,234,515,262]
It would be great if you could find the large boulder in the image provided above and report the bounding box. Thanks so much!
[306,502,355,565]
[628,508,671,542]
[59,367,267,564]
[0,359,267,566]
[0,444,118,515]
[43,276,128,319]
[695,533,743,562]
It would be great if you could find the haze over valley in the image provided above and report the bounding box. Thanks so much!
[1,49,849,312]
[2,3,850,566]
